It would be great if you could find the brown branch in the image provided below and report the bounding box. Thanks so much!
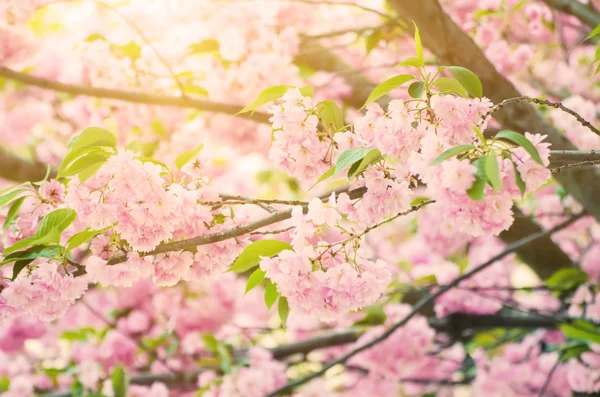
[542,0,600,28]
[483,96,600,138]
[264,214,583,396]
[0,67,271,124]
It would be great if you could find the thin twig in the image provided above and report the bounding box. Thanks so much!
[482,96,600,137]
[263,214,583,397]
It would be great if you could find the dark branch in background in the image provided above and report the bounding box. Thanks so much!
[0,149,51,183]
[388,0,600,223]
[542,0,600,28]
[40,311,560,397]
[484,96,600,137]
[0,67,271,123]
[264,215,583,396]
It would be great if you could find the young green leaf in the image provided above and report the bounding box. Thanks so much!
[264,280,279,310]
[201,334,219,351]
[397,57,421,68]
[347,148,383,178]
[58,152,110,179]
[316,100,345,132]
[237,85,294,115]
[0,189,25,206]
[229,240,293,273]
[335,147,371,175]
[512,161,526,198]
[299,85,314,98]
[175,143,204,170]
[362,74,414,108]
[245,268,266,294]
[485,154,502,191]
[3,196,25,230]
[2,243,63,265]
[365,30,383,55]
[560,320,600,345]
[310,167,335,190]
[35,208,76,238]
[70,127,117,151]
[432,77,467,97]
[217,344,232,374]
[66,228,108,252]
[445,66,483,98]
[413,22,424,66]
[467,157,487,201]
[545,268,589,291]
[495,130,543,165]
[586,24,600,41]
[111,365,128,397]
[57,147,108,177]
[189,39,220,55]
[278,296,290,328]
[429,145,475,166]
[408,81,425,98]
[183,84,209,97]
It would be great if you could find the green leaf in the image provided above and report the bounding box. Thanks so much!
[445,66,483,98]
[238,85,294,115]
[586,24,600,41]
[135,156,171,175]
[1,244,63,265]
[217,344,232,374]
[85,33,107,42]
[408,81,425,98]
[3,196,25,230]
[35,208,76,238]
[495,130,543,165]
[183,84,209,97]
[70,127,117,151]
[245,268,266,294]
[485,155,502,191]
[429,145,475,166]
[189,39,220,55]
[545,268,589,291]
[201,334,219,351]
[66,228,108,252]
[413,22,424,66]
[0,376,9,392]
[347,148,383,178]
[362,74,414,108]
[560,320,600,345]
[111,365,128,397]
[365,30,383,55]
[560,343,590,361]
[58,152,110,180]
[278,296,290,328]
[467,157,487,201]
[317,100,345,132]
[229,240,292,273]
[175,143,204,170]
[11,259,32,280]
[397,57,421,68]
[433,77,467,97]
[116,41,141,60]
[264,281,279,310]
[335,147,371,175]
[310,167,335,190]
[353,305,387,326]
[512,161,526,198]
[3,228,61,256]
[0,189,25,206]
[57,147,108,177]
[299,85,314,98]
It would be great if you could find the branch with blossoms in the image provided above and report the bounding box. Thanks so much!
[542,0,600,28]
[264,214,583,397]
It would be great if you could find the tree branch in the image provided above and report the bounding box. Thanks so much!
[0,67,271,124]
[542,0,600,28]
[264,214,583,396]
